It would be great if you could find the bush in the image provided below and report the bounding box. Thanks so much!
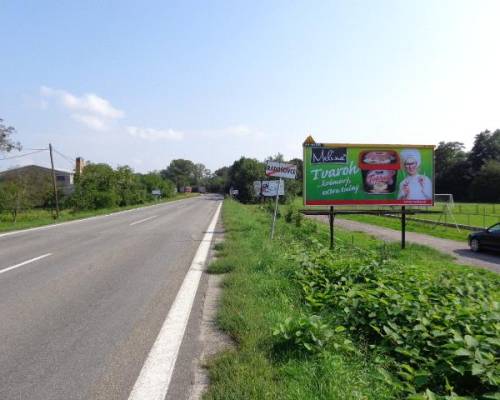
[291,241,500,398]
[272,315,334,354]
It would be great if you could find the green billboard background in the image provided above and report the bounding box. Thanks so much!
[303,142,434,206]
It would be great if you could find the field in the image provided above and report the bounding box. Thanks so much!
[204,200,499,399]
[406,202,500,228]
[293,198,500,242]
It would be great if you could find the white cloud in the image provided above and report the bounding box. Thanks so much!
[72,114,108,131]
[40,86,124,131]
[127,126,184,141]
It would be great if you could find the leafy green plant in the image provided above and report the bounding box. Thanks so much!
[272,315,334,354]
[290,240,500,398]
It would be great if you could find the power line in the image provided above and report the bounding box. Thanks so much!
[52,148,76,169]
[23,147,49,151]
[0,149,46,161]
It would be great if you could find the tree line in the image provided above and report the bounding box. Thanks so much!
[2,117,499,221]
[435,130,500,202]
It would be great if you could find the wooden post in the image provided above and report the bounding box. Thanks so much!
[49,143,60,219]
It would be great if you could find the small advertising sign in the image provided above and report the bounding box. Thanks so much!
[254,180,285,197]
[265,161,297,179]
[151,189,161,196]
[303,138,434,206]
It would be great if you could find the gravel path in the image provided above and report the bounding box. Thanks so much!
[310,216,500,273]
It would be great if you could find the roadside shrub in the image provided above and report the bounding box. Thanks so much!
[291,241,500,398]
[272,315,334,354]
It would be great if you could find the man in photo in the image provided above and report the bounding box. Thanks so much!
[398,149,432,200]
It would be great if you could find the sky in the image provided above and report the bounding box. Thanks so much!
[1,0,500,173]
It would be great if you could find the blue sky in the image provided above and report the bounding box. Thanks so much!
[1,0,500,173]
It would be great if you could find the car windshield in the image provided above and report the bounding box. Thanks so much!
[488,223,500,233]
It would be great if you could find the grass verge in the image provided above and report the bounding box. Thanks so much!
[204,200,499,399]
[0,193,198,233]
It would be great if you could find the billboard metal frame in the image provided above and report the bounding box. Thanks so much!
[301,136,439,250]
[303,138,435,207]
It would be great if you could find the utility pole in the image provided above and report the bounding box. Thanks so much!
[49,143,60,219]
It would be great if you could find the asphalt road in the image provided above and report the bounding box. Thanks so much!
[0,194,222,400]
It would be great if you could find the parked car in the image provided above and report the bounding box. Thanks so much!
[468,223,500,252]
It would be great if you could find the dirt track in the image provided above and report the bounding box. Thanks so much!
[310,216,500,274]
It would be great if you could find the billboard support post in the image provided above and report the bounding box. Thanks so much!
[329,206,335,250]
[401,206,406,249]
[302,136,437,250]
[270,178,282,239]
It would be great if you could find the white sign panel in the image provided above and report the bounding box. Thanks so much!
[265,161,297,179]
[152,189,161,195]
[253,180,285,197]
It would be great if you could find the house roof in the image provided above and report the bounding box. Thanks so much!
[0,164,73,176]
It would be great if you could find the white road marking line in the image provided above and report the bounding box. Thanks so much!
[128,201,222,400]
[0,197,197,239]
[0,253,53,275]
[130,215,158,226]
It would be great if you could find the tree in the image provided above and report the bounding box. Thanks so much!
[202,166,230,193]
[469,160,500,202]
[71,163,118,210]
[0,118,21,153]
[468,130,500,172]
[161,159,197,190]
[434,142,468,196]
[0,169,52,221]
[115,166,146,206]
[438,160,473,201]
[228,157,265,202]
[265,153,285,163]
[140,172,176,199]
[194,163,210,186]
[435,142,467,173]
[0,181,29,222]
[288,158,303,182]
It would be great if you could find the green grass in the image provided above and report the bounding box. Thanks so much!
[205,200,397,400]
[204,200,498,399]
[340,214,470,241]
[0,193,198,233]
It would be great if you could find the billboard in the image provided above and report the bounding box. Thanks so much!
[303,139,434,206]
[265,161,297,179]
[254,180,285,197]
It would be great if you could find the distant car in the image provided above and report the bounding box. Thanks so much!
[468,223,500,252]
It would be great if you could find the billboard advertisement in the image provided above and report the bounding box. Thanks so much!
[303,139,434,206]
[254,180,285,197]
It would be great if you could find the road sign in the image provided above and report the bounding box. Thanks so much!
[265,161,297,179]
[254,180,285,197]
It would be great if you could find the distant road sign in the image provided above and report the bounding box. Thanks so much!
[253,180,285,197]
[152,189,161,196]
[265,161,297,179]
